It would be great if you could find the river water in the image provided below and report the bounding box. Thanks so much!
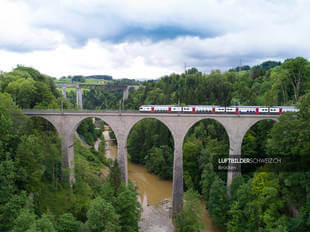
[99,127,221,232]
[128,161,221,232]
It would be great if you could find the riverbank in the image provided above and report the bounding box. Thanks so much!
[94,127,175,232]
[128,162,175,232]
[139,201,174,232]
[95,125,221,232]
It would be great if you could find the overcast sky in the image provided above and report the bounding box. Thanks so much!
[0,0,309,79]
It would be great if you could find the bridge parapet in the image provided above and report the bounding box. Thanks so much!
[56,83,140,89]
[56,84,80,88]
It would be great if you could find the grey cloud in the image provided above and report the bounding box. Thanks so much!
[0,0,309,78]
[3,0,308,51]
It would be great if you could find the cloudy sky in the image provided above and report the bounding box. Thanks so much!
[0,0,309,79]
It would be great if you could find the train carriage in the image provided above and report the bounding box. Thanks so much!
[269,107,280,115]
[258,107,269,114]
[281,106,299,113]
[139,105,152,112]
[193,105,213,114]
[183,106,192,113]
[215,106,226,113]
[238,106,257,114]
[154,106,168,112]
[225,106,239,114]
[139,105,299,115]
[171,106,182,113]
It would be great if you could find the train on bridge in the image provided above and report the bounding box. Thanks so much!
[139,105,299,114]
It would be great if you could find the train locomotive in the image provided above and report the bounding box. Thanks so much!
[139,105,299,115]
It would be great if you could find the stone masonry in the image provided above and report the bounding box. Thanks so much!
[22,110,278,216]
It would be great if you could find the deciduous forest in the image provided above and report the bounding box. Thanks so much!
[0,66,141,232]
[124,58,310,231]
[1,57,310,231]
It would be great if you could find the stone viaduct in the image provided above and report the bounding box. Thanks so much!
[56,84,140,108]
[22,110,278,216]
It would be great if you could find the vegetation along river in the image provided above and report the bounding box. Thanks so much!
[102,127,221,232]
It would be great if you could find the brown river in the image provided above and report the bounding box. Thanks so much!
[99,127,221,232]
[128,161,221,232]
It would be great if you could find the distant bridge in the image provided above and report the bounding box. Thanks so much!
[22,109,279,216]
[56,84,140,108]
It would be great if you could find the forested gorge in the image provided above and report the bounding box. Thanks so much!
[1,57,310,232]
[124,57,310,231]
[0,66,141,232]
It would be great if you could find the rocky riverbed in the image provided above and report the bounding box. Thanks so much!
[139,199,174,232]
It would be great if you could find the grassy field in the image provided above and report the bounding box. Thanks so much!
[55,78,113,95]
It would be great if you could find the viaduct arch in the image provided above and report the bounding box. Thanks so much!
[23,110,279,216]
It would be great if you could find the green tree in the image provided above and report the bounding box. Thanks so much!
[107,160,123,195]
[208,176,229,228]
[270,66,290,105]
[12,209,36,232]
[2,66,60,109]
[146,145,173,179]
[247,172,287,231]
[115,183,141,232]
[77,118,102,146]
[175,189,204,232]
[55,213,80,232]
[227,180,255,232]
[200,162,216,205]
[86,197,120,232]
[226,201,246,232]
[0,93,30,231]
[72,75,85,83]
[265,92,310,231]
[183,140,202,190]
[281,57,310,102]
[31,214,55,232]
[100,181,116,204]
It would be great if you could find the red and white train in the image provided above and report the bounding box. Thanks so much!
[139,105,299,115]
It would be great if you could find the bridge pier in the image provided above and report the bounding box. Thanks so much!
[117,139,128,185]
[122,85,140,102]
[62,87,67,98]
[227,136,242,188]
[60,132,75,184]
[172,136,184,217]
[76,87,83,109]
[123,87,129,102]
